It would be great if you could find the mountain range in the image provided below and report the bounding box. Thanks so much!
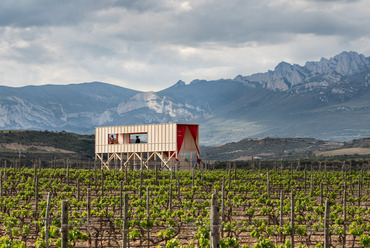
[1,51,370,145]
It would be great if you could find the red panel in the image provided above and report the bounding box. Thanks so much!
[177,124,187,152]
[187,125,199,154]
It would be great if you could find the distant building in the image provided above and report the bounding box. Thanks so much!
[95,123,200,170]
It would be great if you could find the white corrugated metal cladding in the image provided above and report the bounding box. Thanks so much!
[95,123,179,154]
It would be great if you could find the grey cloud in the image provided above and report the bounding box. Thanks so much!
[308,0,359,2]
[101,0,368,47]
[0,0,108,27]
[1,0,367,45]
[0,0,369,90]
[67,42,116,59]
[112,0,171,12]
[5,43,53,64]
[171,0,364,45]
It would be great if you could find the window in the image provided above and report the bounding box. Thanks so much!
[108,133,118,144]
[108,133,148,144]
[130,133,147,144]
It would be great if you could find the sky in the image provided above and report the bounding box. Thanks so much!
[0,0,370,92]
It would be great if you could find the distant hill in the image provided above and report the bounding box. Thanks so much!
[201,137,370,161]
[200,137,343,160]
[344,138,370,148]
[1,130,369,161]
[0,130,94,160]
[1,51,370,144]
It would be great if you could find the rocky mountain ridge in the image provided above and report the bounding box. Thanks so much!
[235,51,370,91]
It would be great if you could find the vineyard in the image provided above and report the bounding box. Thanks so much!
[1,159,370,247]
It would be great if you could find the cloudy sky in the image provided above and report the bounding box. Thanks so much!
[0,0,369,91]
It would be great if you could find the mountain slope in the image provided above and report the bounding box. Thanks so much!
[1,51,370,144]
[198,51,370,144]
[0,82,140,133]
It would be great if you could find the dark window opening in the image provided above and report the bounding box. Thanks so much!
[130,133,147,144]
